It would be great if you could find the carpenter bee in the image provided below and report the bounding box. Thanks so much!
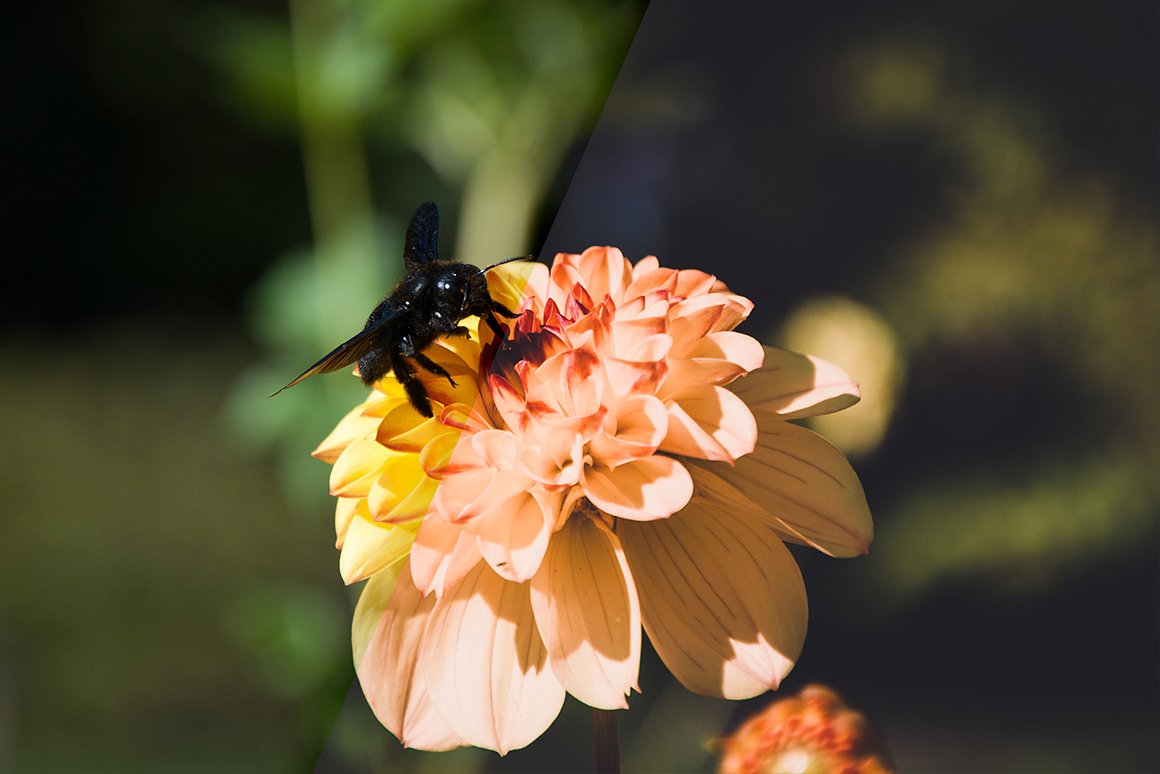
[273,201,526,417]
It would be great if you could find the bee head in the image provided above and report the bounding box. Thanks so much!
[429,263,483,318]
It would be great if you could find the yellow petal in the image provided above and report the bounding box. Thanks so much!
[529,516,641,709]
[329,438,392,497]
[730,346,860,419]
[313,401,382,463]
[339,501,420,584]
[334,496,359,549]
[421,562,565,754]
[354,562,467,751]
[376,401,449,452]
[619,505,807,699]
[367,453,437,523]
[487,259,547,315]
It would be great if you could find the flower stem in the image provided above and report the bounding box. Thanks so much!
[593,708,621,774]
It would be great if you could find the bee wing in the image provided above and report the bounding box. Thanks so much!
[403,201,440,272]
[270,314,395,396]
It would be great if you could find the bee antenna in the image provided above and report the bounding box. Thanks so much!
[482,254,535,274]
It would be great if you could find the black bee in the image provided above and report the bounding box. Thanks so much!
[273,201,525,416]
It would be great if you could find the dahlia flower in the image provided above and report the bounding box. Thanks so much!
[314,247,872,754]
[718,685,893,774]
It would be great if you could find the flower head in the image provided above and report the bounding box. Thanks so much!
[316,247,873,753]
[718,685,893,774]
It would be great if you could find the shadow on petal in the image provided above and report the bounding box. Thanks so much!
[619,505,807,700]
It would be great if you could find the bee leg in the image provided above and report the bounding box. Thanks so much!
[484,312,509,341]
[413,352,457,388]
[390,352,433,418]
[449,326,472,338]
[491,302,519,318]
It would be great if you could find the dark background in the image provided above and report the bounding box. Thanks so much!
[2,1,1157,771]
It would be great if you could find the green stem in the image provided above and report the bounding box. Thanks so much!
[593,708,621,774]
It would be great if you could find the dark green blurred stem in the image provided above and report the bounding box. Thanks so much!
[593,708,621,774]
[288,0,374,248]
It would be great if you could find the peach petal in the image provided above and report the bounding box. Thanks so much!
[474,491,554,582]
[667,304,724,355]
[631,254,660,277]
[603,357,666,396]
[312,400,382,463]
[574,246,632,305]
[583,456,693,521]
[421,562,566,754]
[410,513,482,598]
[626,266,679,300]
[340,502,420,584]
[729,347,861,419]
[611,316,668,360]
[431,467,498,522]
[660,331,764,395]
[686,410,872,557]
[589,393,669,467]
[329,438,393,497]
[529,516,641,709]
[521,435,585,487]
[672,268,718,298]
[618,505,807,699]
[670,293,752,333]
[354,562,467,751]
[660,386,758,463]
[548,261,585,311]
[489,374,528,428]
[686,332,765,373]
[471,429,522,470]
[710,293,755,330]
[616,331,673,363]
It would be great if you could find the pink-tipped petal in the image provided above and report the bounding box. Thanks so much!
[619,506,807,699]
[686,410,873,557]
[530,516,641,709]
[660,385,758,463]
[730,347,861,419]
[421,562,566,754]
[474,491,555,582]
[354,562,467,751]
[583,456,693,521]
